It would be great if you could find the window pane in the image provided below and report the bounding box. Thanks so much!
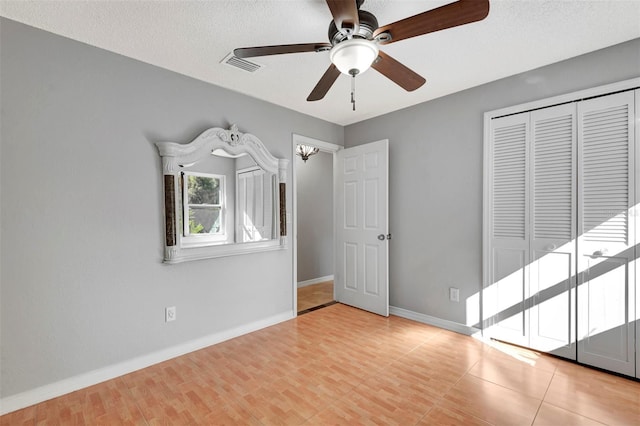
[188,206,221,234]
[187,175,220,205]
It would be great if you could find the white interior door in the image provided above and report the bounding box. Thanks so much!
[335,139,389,316]
[577,91,636,376]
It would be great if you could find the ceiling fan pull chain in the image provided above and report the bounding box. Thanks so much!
[351,73,356,111]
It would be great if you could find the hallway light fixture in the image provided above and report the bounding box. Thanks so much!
[296,144,319,163]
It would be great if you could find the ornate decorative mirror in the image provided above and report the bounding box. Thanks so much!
[155,125,289,263]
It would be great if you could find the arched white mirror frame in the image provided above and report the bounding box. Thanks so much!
[155,124,289,263]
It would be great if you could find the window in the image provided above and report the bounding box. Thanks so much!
[182,171,226,243]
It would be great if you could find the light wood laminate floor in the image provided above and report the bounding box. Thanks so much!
[2,303,639,425]
[297,281,334,313]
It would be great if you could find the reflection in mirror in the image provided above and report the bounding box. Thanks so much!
[236,165,274,243]
[182,171,226,242]
[155,125,288,263]
[181,153,276,246]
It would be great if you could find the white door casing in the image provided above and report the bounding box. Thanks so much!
[291,134,342,315]
[636,89,640,380]
[335,140,389,316]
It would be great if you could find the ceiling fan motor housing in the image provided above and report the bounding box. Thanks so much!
[328,10,379,45]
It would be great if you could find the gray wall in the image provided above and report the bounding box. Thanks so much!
[344,38,640,327]
[296,151,333,283]
[0,18,342,398]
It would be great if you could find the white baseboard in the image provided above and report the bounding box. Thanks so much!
[389,306,481,336]
[297,275,334,288]
[0,311,293,415]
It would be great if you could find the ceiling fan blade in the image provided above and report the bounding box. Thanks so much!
[373,0,489,45]
[307,64,341,101]
[372,51,426,92]
[326,0,360,33]
[234,43,331,58]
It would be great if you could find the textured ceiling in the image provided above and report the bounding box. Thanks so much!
[1,0,639,126]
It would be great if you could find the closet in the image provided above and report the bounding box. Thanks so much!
[483,83,638,378]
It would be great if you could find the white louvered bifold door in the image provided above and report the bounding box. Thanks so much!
[528,103,577,359]
[483,112,530,346]
[577,91,636,376]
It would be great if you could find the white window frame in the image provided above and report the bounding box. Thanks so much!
[182,171,227,245]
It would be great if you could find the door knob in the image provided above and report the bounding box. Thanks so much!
[378,234,385,241]
[590,249,609,259]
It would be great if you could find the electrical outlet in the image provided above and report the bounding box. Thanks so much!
[165,306,176,322]
[449,287,460,302]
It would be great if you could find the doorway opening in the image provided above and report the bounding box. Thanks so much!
[292,135,341,315]
[297,281,336,314]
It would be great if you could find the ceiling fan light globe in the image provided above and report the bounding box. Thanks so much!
[329,39,379,76]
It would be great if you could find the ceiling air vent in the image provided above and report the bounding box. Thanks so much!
[221,53,263,73]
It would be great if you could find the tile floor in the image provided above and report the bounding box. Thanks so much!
[2,303,639,425]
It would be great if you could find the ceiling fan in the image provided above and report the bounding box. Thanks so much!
[234,0,490,108]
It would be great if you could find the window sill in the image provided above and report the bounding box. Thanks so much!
[163,237,287,263]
